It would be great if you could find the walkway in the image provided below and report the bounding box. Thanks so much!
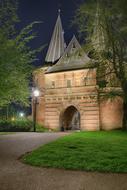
[0,132,127,190]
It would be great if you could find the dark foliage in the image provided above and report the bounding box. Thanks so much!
[0,119,47,132]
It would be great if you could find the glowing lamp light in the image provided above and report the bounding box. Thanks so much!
[19,112,24,118]
[33,89,40,97]
[11,117,15,121]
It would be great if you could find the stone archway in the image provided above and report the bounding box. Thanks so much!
[60,106,80,131]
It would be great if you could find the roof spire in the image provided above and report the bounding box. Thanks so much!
[45,12,65,63]
[58,9,61,15]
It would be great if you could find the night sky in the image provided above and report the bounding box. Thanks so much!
[17,0,84,66]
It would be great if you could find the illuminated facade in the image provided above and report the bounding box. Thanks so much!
[33,14,123,131]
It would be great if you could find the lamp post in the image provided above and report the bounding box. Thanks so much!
[33,89,40,132]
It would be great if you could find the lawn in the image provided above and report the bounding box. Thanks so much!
[23,130,127,173]
[0,132,15,135]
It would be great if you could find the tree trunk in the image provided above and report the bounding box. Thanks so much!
[122,82,127,130]
[122,100,127,130]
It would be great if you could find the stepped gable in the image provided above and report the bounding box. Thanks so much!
[46,35,93,73]
[45,13,65,63]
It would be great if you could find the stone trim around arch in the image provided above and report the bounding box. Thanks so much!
[57,102,84,116]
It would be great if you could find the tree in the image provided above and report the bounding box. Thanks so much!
[74,0,127,128]
[0,0,41,107]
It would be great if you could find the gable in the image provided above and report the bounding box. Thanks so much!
[46,36,94,73]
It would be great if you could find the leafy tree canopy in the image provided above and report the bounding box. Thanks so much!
[0,0,42,107]
[74,0,127,128]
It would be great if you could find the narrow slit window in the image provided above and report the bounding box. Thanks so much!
[51,81,55,88]
[67,80,71,88]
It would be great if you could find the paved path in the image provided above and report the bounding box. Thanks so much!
[0,132,127,190]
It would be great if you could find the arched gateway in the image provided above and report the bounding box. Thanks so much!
[60,106,80,131]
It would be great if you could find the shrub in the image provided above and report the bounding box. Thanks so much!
[0,119,47,132]
[35,123,49,132]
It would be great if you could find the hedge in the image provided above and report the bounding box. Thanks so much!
[0,119,47,132]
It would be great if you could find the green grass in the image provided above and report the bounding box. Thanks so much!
[0,132,15,135]
[35,123,49,132]
[23,130,127,173]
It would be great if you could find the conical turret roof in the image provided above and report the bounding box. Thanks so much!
[45,13,65,63]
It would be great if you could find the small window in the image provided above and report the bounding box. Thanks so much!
[67,80,71,88]
[51,81,55,88]
[84,77,91,86]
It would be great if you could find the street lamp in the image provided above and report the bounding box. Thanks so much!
[33,89,40,132]
[19,112,24,118]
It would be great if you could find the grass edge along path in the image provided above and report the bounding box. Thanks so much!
[23,130,127,173]
[0,132,15,135]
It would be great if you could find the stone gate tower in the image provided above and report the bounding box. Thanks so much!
[33,13,123,131]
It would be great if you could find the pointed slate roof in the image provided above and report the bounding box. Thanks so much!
[45,14,65,63]
[91,3,105,52]
[46,36,93,73]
